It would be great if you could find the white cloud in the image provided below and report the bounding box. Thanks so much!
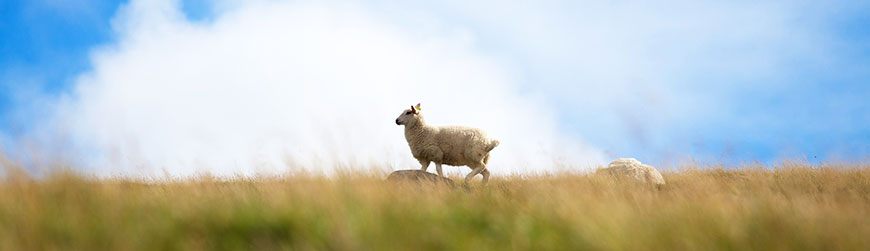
[48,0,605,176]
[14,0,864,175]
[403,0,851,164]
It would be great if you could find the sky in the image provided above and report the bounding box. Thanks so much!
[1,0,869,176]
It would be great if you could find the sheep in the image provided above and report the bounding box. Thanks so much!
[597,158,665,185]
[395,103,500,183]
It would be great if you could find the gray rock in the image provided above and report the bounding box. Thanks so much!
[386,170,458,187]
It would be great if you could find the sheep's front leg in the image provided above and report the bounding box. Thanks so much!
[419,160,431,172]
[435,163,444,177]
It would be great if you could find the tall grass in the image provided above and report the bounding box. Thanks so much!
[1,161,869,250]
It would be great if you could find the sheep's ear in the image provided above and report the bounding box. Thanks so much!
[410,105,417,113]
[415,103,421,110]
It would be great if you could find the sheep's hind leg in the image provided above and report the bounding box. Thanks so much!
[481,168,490,184]
[465,164,486,183]
[435,163,444,177]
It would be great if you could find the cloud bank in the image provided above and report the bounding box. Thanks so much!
[410,0,869,164]
[6,0,867,175]
[44,0,604,176]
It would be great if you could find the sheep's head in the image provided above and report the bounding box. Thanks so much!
[395,103,422,126]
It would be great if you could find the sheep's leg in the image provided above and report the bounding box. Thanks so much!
[435,163,444,177]
[465,164,485,183]
[419,160,431,172]
[480,168,490,184]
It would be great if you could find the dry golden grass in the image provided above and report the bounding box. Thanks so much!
[1,161,869,250]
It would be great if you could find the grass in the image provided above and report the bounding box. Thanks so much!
[1,161,869,250]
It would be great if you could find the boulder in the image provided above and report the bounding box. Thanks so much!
[386,169,458,187]
[597,158,665,185]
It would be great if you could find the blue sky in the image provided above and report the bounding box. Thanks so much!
[1,0,869,174]
[1,0,117,134]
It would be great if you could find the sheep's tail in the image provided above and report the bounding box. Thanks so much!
[483,140,499,165]
[486,139,500,152]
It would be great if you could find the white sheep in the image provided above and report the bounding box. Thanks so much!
[395,103,500,183]
[597,158,666,185]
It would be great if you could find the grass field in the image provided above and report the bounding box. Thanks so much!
[1,162,869,250]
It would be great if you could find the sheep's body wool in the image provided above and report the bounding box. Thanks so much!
[598,158,665,185]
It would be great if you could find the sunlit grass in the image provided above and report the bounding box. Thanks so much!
[1,160,869,250]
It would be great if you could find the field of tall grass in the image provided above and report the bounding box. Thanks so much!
[1,161,869,250]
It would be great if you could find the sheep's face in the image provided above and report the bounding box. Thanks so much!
[395,105,420,126]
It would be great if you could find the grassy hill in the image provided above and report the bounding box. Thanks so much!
[1,162,869,250]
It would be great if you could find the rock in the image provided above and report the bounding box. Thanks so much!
[597,158,666,185]
[386,170,458,187]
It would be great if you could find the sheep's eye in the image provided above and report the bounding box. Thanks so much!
[405,112,412,115]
